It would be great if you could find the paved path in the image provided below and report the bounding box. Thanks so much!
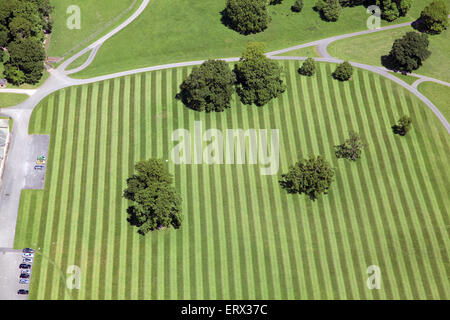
[0,2,448,251]
[0,89,37,96]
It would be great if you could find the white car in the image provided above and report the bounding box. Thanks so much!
[23,253,34,258]
[23,258,33,264]
[21,269,31,275]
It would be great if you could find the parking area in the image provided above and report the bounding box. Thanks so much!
[24,135,49,190]
[0,248,32,300]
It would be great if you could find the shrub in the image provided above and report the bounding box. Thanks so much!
[332,61,353,81]
[298,58,316,76]
[392,115,412,136]
[291,0,304,12]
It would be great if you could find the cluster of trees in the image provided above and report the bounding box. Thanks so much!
[0,0,52,85]
[178,42,285,111]
[124,159,182,235]
[279,131,366,200]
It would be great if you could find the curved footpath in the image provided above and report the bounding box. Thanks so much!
[0,3,449,250]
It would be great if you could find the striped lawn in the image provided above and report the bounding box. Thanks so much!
[14,62,449,299]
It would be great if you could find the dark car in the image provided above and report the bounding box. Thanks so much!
[19,264,31,269]
[20,273,30,279]
[23,248,35,253]
[17,289,29,295]
[34,165,45,170]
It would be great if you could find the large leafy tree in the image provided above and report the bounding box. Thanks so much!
[335,131,367,161]
[388,31,431,72]
[315,0,342,22]
[279,155,335,200]
[420,0,449,34]
[376,0,412,21]
[234,42,286,106]
[7,37,45,84]
[124,159,182,235]
[177,60,236,112]
[224,0,271,35]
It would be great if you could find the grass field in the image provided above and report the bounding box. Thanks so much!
[278,46,321,57]
[47,0,140,58]
[15,62,449,299]
[73,0,431,78]
[327,21,450,82]
[0,93,29,108]
[418,82,450,121]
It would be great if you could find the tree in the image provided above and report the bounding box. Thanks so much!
[8,37,45,84]
[332,61,353,81]
[270,0,283,4]
[0,25,8,47]
[279,155,335,200]
[388,31,431,72]
[339,0,364,7]
[335,131,367,161]
[177,60,236,112]
[123,159,182,235]
[392,115,412,136]
[3,63,25,85]
[376,0,412,21]
[291,0,304,12]
[234,42,286,106]
[298,57,316,76]
[224,0,271,35]
[420,0,449,34]
[315,0,342,22]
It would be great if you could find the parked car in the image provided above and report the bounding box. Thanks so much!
[23,253,34,258]
[19,264,31,269]
[23,258,33,264]
[20,273,30,279]
[21,269,31,274]
[37,155,46,161]
[19,279,30,284]
[34,165,45,170]
[17,289,29,295]
[23,248,34,253]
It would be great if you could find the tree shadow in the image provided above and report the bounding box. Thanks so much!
[411,18,427,33]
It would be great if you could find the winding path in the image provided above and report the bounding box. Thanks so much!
[0,2,448,250]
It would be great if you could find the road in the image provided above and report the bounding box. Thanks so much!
[0,1,448,251]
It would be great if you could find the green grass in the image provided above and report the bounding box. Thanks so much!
[73,0,431,78]
[277,46,321,57]
[65,51,91,72]
[327,19,450,82]
[15,62,450,299]
[47,0,141,58]
[418,82,450,121]
[0,93,29,107]
[391,72,419,86]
